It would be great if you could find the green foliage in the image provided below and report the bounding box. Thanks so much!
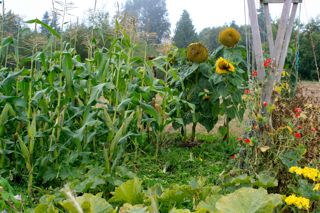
[298,17,320,80]
[26,19,61,38]
[60,193,114,213]
[173,10,198,48]
[33,178,286,212]
[0,178,21,211]
[215,188,282,213]
[279,144,307,169]
[109,178,144,205]
[170,42,247,140]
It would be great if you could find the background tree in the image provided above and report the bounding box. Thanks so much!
[173,10,198,48]
[41,11,51,36]
[0,10,23,37]
[124,0,170,43]
[50,11,60,32]
[299,18,320,80]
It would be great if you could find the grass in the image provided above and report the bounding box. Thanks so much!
[122,133,239,187]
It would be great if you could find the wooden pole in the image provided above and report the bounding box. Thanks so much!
[263,3,274,56]
[273,0,291,65]
[247,0,265,80]
[277,3,298,81]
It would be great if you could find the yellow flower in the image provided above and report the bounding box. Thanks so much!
[215,57,235,75]
[313,183,320,191]
[289,166,320,182]
[284,195,310,210]
[218,27,241,48]
[301,167,320,181]
[282,70,289,77]
[289,166,303,175]
[274,85,283,94]
[186,42,209,63]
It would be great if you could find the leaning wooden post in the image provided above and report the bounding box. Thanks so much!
[277,3,299,81]
[263,3,274,56]
[247,0,265,80]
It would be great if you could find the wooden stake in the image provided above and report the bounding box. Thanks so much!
[247,0,265,80]
[277,3,298,81]
[263,3,274,56]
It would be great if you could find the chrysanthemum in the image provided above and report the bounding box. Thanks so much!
[289,166,320,181]
[218,27,241,48]
[215,57,235,75]
[284,195,310,210]
[186,42,209,63]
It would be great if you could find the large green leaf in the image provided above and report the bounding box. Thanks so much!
[26,19,61,38]
[60,193,114,213]
[88,83,115,105]
[195,194,222,213]
[139,102,160,124]
[215,188,282,213]
[119,203,148,213]
[109,178,144,205]
[279,145,306,169]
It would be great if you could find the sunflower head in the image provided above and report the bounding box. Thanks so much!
[218,27,241,48]
[186,42,209,63]
[215,57,235,75]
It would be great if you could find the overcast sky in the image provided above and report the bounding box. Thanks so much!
[5,0,320,34]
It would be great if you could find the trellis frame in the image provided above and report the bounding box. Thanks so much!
[247,0,302,112]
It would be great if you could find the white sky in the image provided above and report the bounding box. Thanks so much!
[5,0,320,34]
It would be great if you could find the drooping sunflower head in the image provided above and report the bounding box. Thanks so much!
[186,42,209,63]
[218,27,241,48]
[215,57,235,75]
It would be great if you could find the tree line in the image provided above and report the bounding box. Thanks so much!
[0,0,319,80]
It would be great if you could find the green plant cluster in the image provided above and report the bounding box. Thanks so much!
[32,177,283,213]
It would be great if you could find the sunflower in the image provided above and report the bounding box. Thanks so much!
[218,27,241,48]
[215,57,235,75]
[186,42,209,63]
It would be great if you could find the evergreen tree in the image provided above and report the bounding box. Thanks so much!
[50,12,60,32]
[41,11,50,36]
[124,0,170,43]
[173,10,197,48]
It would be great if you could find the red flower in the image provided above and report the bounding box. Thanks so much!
[297,125,302,129]
[252,70,258,77]
[264,58,272,68]
[295,108,302,113]
[311,127,317,132]
[244,138,251,144]
[295,132,302,139]
[244,89,250,94]
[231,154,236,159]
[263,101,268,107]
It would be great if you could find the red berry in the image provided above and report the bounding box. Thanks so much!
[295,113,300,118]
[264,58,272,68]
[252,70,258,77]
[244,89,250,95]
[263,101,268,107]
[295,132,302,139]
[297,125,302,129]
[295,108,302,113]
[244,138,251,144]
